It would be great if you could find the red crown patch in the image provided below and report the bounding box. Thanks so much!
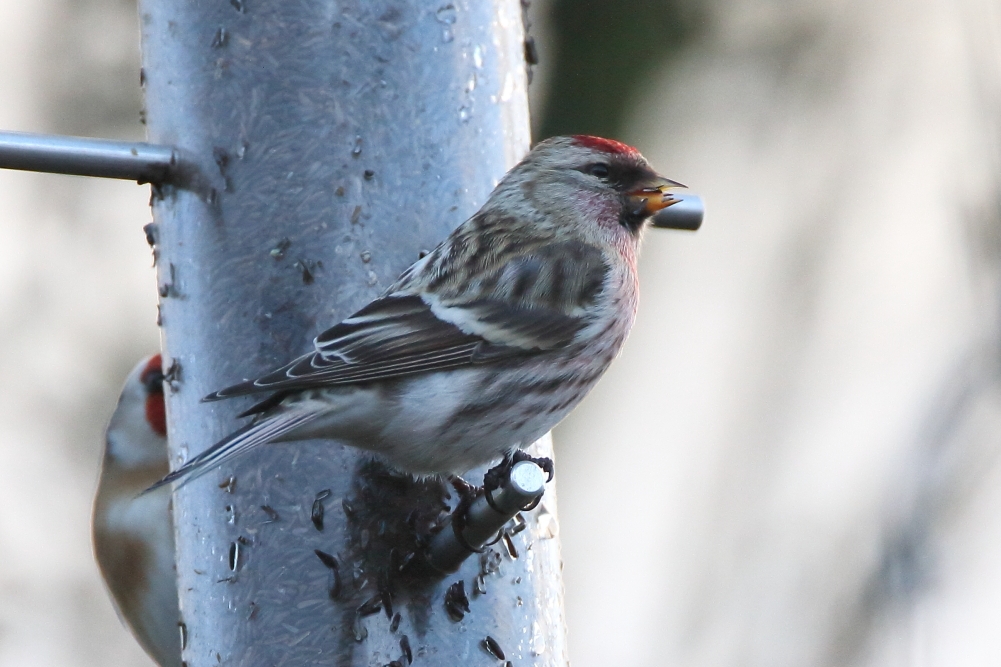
[571,135,639,156]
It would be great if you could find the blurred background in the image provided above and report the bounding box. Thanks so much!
[2,0,1000,665]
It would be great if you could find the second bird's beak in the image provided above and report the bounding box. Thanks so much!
[626,176,686,217]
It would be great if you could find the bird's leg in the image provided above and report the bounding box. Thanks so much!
[449,474,480,500]
[448,475,482,539]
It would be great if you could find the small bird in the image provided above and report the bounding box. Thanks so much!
[150,135,684,491]
[94,354,182,667]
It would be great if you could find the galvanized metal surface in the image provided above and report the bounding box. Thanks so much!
[139,0,566,665]
[0,130,177,182]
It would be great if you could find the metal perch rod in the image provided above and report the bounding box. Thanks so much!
[0,130,706,235]
[652,193,704,231]
[0,130,177,182]
[426,461,547,574]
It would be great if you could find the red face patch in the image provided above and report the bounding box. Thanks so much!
[139,354,167,436]
[140,354,162,385]
[145,393,167,437]
[571,135,639,156]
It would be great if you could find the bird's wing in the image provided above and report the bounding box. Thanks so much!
[144,410,320,492]
[204,238,609,401]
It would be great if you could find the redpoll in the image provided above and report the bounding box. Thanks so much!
[94,354,182,667]
[150,135,684,491]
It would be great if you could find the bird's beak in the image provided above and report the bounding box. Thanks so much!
[625,176,686,217]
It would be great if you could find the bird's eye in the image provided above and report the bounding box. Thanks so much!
[586,163,611,179]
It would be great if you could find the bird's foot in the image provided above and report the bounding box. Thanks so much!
[448,475,480,503]
[447,475,484,552]
[448,476,481,529]
[482,451,554,512]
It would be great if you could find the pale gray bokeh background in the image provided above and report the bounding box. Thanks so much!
[2,0,1000,665]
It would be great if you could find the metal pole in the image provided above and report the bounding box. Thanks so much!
[0,131,177,182]
[139,1,566,666]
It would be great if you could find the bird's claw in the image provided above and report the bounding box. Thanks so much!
[528,454,555,483]
[482,451,554,512]
[449,475,479,500]
[446,475,485,553]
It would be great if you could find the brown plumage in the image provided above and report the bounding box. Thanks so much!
[94,355,181,667]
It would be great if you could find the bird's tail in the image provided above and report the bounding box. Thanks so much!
[142,411,319,494]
